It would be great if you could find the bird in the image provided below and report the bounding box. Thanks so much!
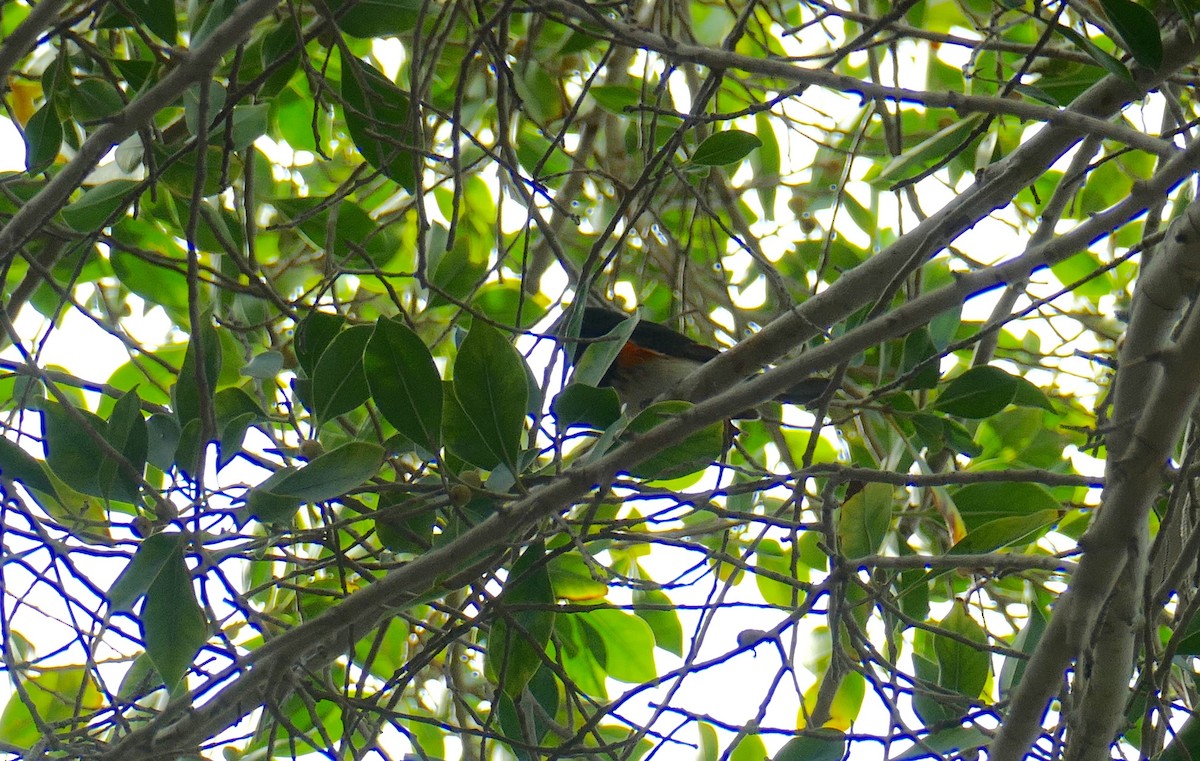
[567,305,831,413]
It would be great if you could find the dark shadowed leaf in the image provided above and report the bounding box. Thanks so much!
[173,316,223,429]
[109,532,183,612]
[837,482,892,560]
[1100,0,1162,68]
[551,384,621,430]
[933,365,1018,419]
[295,311,345,377]
[328,0,422,37]
[341,59,417,191]
[486,541,556,696]
[99,389,147,502]
[0,436,55,494]
[242,442,384,523]
[774,730,846,761]
[39,401,106,498]
[24,103,62,174]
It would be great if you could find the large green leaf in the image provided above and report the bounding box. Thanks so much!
[311,324,373,423]
[99,389,147,502]
[38,401,106,498]
[364,317,443,452]
[140,537,208,689]
[242,441,385,523]
[691,130,761,166]
[444,321,528,470]
[933,365,1018,419]
[341,59,417,191]
[61,180,142,232]
[1100,0,1162,68]
[836,482,892,560]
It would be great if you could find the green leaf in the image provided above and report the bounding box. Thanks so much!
[578,607,656,683]
[108,532,184,612]
[428,235,488,306]
[774,730,847,761]
[145,413,181,472]
[691,129,762,166]
[933,602,990,701]
[1100,0,1162,68]
[893,726,989,760]
[901,328,941,390]
[70,78,124,123]
[241,350,284,379]
[228,103,269,151]
[140,537,207,688]
[873,114,984,186]
[173,316,223,429]
[24,103,62,174]
[486,541,556,696]
[243,442,385,523]
[0,666,103,749]
[621,401,725,480]
[551,384,621,430]
[753,111,780,219]
[951,481,1061,530]
[444,320,528,470]
[311,324,372,423]
[754,538,808,608]
[999,601,1047,699]
[341,59,417,191]
[214,387,264,467]
[273,197,397,265]
[548,552,609,601]
[729,734,766,761]
[374,496,436,554]
[61,180,142,232]
[364,316,443,452]
[329,0,422,37]
[588,84,640,114]
[99,389,147,502]
[837,482,892,560]
[472,284,548,330]
[632,585,683,656]
[294,311,345,377]
[39,401,106,498]
[1054,24,1131,80]
[110,248,190,316]
[949,509,1057,555]
[933,365,1018,418]
[0,436,55,494]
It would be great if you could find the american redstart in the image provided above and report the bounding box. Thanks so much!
[567,306,831,412]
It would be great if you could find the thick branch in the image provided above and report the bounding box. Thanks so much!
[990,198,1200,761]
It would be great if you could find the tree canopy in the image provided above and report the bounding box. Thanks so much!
[2,0,1200,759]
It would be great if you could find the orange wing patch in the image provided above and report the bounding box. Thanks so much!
[616,341,667,369]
